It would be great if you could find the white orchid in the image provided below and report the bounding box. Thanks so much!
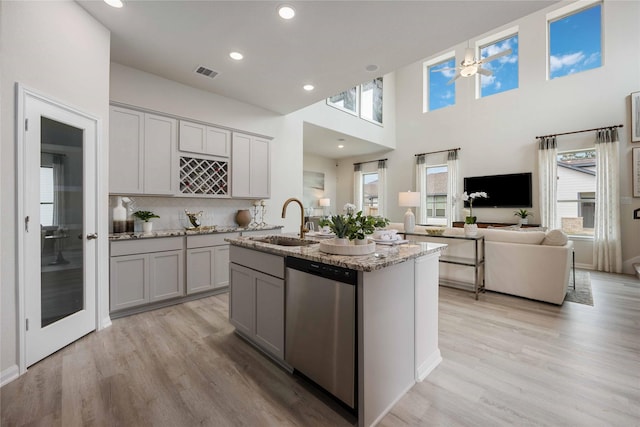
[343,203,356,215]
[462,191,488,224]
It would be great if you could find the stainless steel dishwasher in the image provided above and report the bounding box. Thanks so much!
[285,257,357,409]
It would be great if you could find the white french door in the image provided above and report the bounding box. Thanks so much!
[19,87,98,367]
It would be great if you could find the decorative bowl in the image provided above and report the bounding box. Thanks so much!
[425,228,445,236]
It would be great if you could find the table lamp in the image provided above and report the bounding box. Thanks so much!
[319,198,330,216]
[398,191,420,233]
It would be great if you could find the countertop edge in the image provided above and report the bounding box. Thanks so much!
[226,236,447,272]
[109,225,283,241]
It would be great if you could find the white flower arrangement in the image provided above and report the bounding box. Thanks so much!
[343,203,356,215]
[462,191,488,224]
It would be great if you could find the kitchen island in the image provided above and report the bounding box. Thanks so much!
[226,234,447,427]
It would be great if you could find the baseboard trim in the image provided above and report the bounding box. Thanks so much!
[1,365,20,388]
[416,350,442,382]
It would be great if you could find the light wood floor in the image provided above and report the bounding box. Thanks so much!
[2,271,639,426]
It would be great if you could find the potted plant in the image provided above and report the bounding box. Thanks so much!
[462,191,488,236]
[514,209,533,225]
[133,210,160,233]
[319,214,351,244]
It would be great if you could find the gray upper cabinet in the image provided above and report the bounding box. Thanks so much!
[179,120,230,158]
[231,132,270,199]
[109,105,178,195]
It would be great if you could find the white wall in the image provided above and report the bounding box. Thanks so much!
[1,0,111,376]
[343,0,640,273]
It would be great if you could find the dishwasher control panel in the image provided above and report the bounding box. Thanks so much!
[286,257,357,285]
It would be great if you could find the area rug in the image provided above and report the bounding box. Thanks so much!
[564,269,593,306]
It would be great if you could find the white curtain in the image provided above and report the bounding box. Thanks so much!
[376,160,387,217]
[353,164,363,212]
[594,128,622,273]
[446,150,459,227]
[538,136,557,229]
[415,155,427,224]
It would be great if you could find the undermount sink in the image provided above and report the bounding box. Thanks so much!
[251,236,316,247]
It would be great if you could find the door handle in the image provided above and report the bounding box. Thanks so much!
[86,233,98,240]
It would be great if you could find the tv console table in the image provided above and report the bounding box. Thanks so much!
[452,221,541,229]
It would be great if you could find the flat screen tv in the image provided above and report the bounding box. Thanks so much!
[463,172,532,208]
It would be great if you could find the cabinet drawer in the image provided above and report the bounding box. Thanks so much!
[187,232,239,249]
[111,237,183,256]
[230,246,284,279]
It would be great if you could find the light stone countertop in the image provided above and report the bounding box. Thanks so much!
[109,225,284,241]
[225,234,448,272]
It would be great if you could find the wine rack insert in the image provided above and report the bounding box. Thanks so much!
[179,156,228,196]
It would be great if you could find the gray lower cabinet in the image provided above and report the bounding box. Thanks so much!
[186,233,238,294]
[229,246,284,360]
[110,238,184,312]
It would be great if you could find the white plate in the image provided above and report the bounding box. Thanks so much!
[307,231,335,238]
[373,239,409,245]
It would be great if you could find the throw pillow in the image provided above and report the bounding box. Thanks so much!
[519,226,548,232]
[542,229,569,246]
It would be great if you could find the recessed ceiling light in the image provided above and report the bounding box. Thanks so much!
[338,145,345,149]
[365,64,379,72]
[303,84,314,91]
[104,0,123,8]
[229,52,244,61]
[278,4,296,20]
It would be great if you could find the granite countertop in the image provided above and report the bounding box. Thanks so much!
[226,234,447,272]
[109,225,283,241]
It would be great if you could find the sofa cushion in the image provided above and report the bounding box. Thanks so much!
[542,229,569,246]
[481,228,546,245]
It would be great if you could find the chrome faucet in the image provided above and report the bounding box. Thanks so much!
[281,197,308,239]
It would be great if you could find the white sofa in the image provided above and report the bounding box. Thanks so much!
[388,223,573,305]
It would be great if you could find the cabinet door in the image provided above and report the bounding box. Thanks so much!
[179,120,206,154]
[231,132,252,197]
[250,137,270,198]
[149,250,184,302]
[109,107,144,194]
[229,263,254,337]
[213,245,230,288]
[144,114,177,195]
[254,272,284,359]
[110,254,148,311]
[186,247,215,294]
[206,127,231,158]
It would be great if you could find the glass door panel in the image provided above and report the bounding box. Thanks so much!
[40,117,84,327]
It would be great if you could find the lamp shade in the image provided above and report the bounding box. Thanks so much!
[319,198,331,207]
[398,191,420,207]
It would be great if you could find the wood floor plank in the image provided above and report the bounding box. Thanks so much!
[1,271,639,426]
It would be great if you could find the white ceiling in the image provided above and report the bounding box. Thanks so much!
[78,0,558,158]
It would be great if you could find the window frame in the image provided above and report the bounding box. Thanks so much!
[546,0,602,81]
[474,26,519,99]
[327,77,384,125]
[424,164,449,226]
[422,51,456,113]
[362,171,379,216]
[556,148,596,238]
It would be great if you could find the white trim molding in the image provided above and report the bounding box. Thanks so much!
[1,365,20,387]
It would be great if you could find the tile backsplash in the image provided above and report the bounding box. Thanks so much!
[109,196,273,233]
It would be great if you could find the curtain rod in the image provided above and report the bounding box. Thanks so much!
[536,124,623,139]
[414,147,460,157]
[353,158,388,166]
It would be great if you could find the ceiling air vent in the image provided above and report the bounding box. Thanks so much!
[194,65,219,79]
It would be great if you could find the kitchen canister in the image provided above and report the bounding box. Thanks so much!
[235,209,251,227]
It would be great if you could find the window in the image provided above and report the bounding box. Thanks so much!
[548,2,602,80]
[557,149,596,236]
[479,34,519,98]
[360,77,383,124]
[40,166,54,226]
[425,165,448,225]
[424,54,455,112]
[327,86,358,115]
[362,172,379,216]
[327,78,383,124]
